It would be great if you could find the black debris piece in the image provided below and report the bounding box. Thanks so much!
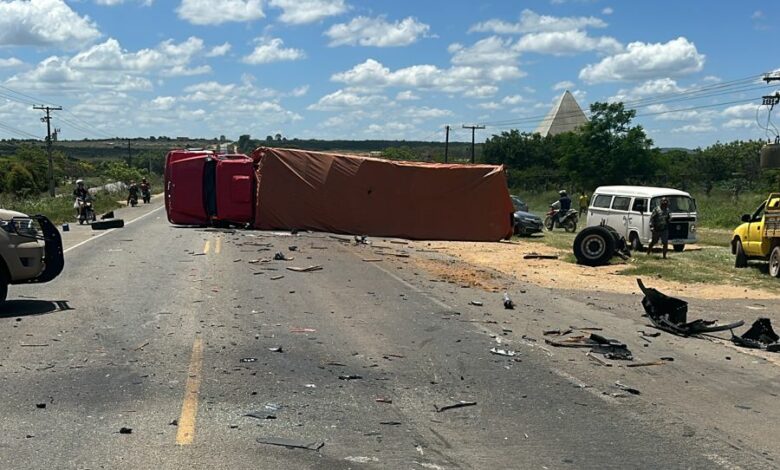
[92,219,125,231]
[503,293,515,310]
[35,403,46,409]
[240,357,258,363]
[288,245,298,252]
[338,374,363,380]
[615,381,641,395]
[256,437,324,451]
[268,346,283,353]
[434,401,477,412]
[354,235,368,245]
[273,252,288,261]
[545,334,633,360]
[637,279,744,336]
[245,412,277,420]
[119,427,133,434]
[523,253,558,260]
[100,211,115,220]
[169,419,178,426]
[379,421,402,426]
[732,318,780,352]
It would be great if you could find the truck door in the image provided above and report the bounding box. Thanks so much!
[745,201,766,256]
[165,154,209,225]
[215,157,255,224]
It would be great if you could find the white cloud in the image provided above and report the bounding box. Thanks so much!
[502,95,524,105]
[6,55,153,92]
[470,9,607,35]
[0,57,24,68]
[269,0,347,24]
[177,0,264,25]
[332,59,523,94]
[242,38,305,64]
[752,10,764,20]
[723,103,758,118]
[602,7,613,15]
[553,80,575,90]
[463,85,499,98]
[403,106,452,118]
[325,16,430,47]
[396,91,420,101]
[0,0,100,49]
[308,89,388,111]
[151,96,176,110]
[609,78,684,102]
[69,37,210,76]
[476,101,501,110]
[290,85,309,97]
[724,119,754,129]
[449,36,520,66]
[672,124,715,133]
[515,30,622,55]
[580,37,705,83]
[206,42,232,57]
[95,0,153,5]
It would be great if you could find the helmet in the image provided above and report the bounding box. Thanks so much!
[76,179,84,185]
[559,190,567,196]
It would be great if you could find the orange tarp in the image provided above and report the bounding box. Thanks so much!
[251,147,513,241]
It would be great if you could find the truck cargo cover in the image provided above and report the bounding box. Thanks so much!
[251,147,513,241]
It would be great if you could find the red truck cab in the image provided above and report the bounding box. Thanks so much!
[164,149,254,226]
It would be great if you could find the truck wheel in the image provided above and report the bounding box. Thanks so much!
[673,244,685,252]
[734,239,748,268]
[770,247,780,277]
[573,226,615,267]
[563,219,577,233]
[630,233,643,252]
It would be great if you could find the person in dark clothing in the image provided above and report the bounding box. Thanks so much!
[73,179,90,217]
[557,190,571,227]
[647,198,671,258]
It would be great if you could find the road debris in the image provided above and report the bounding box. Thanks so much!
[375,397,393,404]
[615,381,641,395]
[523,253,558,260]
[92,219,125,230]
[503,293,515,310]
[732,318,780,352]
[637,279,744,336]
[380,421,402,426]
[626,360,668,368]
[489,347,517,357]
[286,265,323,273]
[338,374,363,380]
[290,327,316,333]
[288,245,298,251]
[245,412,277,420]
[256,437,324,451]
[435,401,477,412]
[268,346,283,353]
[118,427,133,434]
[270,275,285,281]
[545,333,633,360]
[469,300,483,307]
[274,252,293,261]
[36,403,46,409]
[240,357,257,363]
[362,258,383,262]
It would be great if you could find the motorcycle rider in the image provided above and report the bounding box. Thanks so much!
[127,180,139,206]
[140,177,151,202]
[73,179,90,218]
[556,190,572,228]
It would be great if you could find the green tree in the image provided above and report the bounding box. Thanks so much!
[238,134,253,153]
[104,161,143,183]
[6,163,35,196]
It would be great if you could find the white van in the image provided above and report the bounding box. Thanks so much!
[586,186,698,252]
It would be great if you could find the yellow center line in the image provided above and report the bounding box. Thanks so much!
[176,337,204,445]
[203,240,211,254]
[215,236,222,255]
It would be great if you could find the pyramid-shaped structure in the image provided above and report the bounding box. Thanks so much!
[534,90,588,137]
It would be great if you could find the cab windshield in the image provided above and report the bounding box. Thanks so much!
[651,195,696,212]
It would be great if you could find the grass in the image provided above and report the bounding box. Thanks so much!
[0,191,124,225]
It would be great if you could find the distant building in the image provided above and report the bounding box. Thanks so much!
[535,90,588,137]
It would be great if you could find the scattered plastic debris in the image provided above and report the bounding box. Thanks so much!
[503,293,515,310]
[470,301,483,307]
[256,437,324,451]
[245,412,277,420]
[615,381,641,395]
[286,265,323,273]
[338,375,363,380]
[290,327,316,333]
[240,357,258,363]
[489,347,517,357]
[118,427,133,434]
[268,346,283,353]
[434,401,477,412]
[732,318,780,352]
[523,253,558,260]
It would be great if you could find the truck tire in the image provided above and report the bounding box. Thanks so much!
[573,226,615,267]
[770,246,780,277]
[91,219,125,231]
[673,244,685,252]
[630,232,643,252]
[734,239,748,268]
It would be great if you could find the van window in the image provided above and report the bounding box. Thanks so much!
[632,198,648,213]
[592,195,612,208]
[611,196,631,211]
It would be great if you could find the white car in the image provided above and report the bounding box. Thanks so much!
[586,185,698,252]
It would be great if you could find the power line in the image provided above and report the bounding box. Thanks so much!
[0,120,41,140]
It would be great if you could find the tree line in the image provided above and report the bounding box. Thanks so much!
[481,102,775,195]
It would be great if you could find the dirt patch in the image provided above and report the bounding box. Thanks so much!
[411,240,780,300]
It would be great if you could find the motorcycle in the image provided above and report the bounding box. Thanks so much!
[76,197,96,225]
[128,192,138,207]
[141,186,151,204]
[544,205,578,232]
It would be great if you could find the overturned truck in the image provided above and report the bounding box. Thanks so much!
[165,147,514,241]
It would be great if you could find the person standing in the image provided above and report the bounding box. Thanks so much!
[647,198,671,258]
[578,192,589,217]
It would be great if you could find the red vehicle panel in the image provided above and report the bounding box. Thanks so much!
[215,156,254,224]
[164,150,212,225]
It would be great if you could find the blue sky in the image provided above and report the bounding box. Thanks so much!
[0,0,777,148]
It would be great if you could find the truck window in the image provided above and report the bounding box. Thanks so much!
[632,198,648,213]
[592,195,612,208]
[611,196,631,211]
[752,201,766,222]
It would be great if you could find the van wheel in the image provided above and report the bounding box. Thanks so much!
[734,239,748,268]
[673,244,685,252]
[630,233,643,252]
[573,226,615,267]
[770,247,780,277]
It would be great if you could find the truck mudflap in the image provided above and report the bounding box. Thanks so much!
[21,215,64,284]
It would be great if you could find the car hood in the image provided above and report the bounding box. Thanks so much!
[514,210,541,220]
[0,208,29,220]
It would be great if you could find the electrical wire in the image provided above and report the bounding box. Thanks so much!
[0,120,42,140]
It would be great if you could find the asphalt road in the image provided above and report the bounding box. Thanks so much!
[0,200,776,469]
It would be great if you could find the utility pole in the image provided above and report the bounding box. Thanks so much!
[127,140,132,167]
[33,105,62,197]
[462,124,485,164]
[444,125,450,163]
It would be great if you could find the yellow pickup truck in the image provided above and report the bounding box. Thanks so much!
[732,193,780,275]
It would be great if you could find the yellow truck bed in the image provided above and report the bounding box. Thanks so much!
[764,193,780,238]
